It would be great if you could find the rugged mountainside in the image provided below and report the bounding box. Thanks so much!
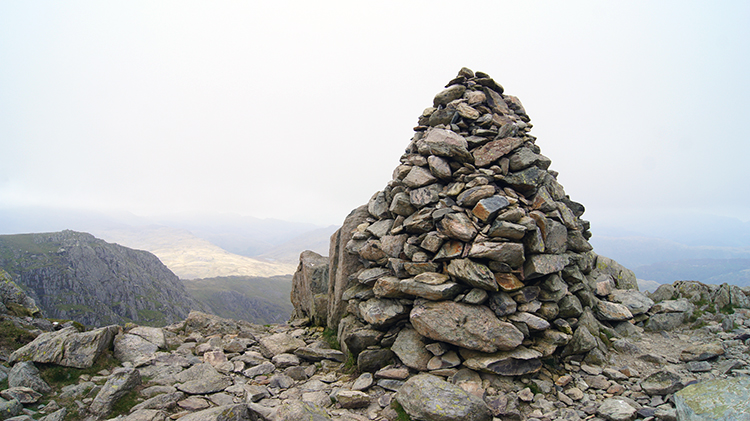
[182,275,294,324]
[0,230,206,327]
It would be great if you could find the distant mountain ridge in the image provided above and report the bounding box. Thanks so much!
[91,225,297,279]
[0,230,206,326]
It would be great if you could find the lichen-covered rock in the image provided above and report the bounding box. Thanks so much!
[9,325,117,368]
[8,362,52,394]
[674,376,750,421]
[395,374,492,421]
[87,367,141,418]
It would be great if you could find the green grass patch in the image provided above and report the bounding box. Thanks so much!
[690,319,708,330]
[109,386,143,418]
[6,302,33,317]
[0,319,37,350]
[720,304,737,315]
[321,328,340,350]
[391,399,412,421]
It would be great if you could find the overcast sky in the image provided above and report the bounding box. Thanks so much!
[1,1,749,228]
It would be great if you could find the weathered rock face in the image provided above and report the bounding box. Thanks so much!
[291,251,329,326]
[292,68,640,377]
[0,269,42,317]
[0,230,206,327]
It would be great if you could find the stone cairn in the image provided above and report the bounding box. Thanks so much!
[295,67,646,381]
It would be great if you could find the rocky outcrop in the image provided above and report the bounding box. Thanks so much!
[290,251,329,326]
[0,269,41,318]
[0,230,206,327]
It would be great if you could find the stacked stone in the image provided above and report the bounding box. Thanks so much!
[327,68,644,379]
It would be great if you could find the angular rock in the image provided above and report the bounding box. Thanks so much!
[596,255,638,290]
[403,166,438,189]
[127,326,167,349]
[327,205,370,331]
[399,278,463,301]
[414,272,450,285]
[0,398,22,420]
[645,312,689,332]
[359,297,409,328]
[460,346,543,376]
[258,333,306,358]
[277,401,332,421]
[0,387,42,404]
[508,311,550,331]
[561,326,597,356]
[596,301,634,321]
[336,390,370,409]
[468,242,524,267]
[114,333,159,365]
[434,84,466,107]
[428,155,452,179]
[395,374,492,421]
[291,250,330,325]
[175,363,232,394]
[130,391,184,413]
[473,137,524,168]
[610,289,654,316]
[368,191,390,219]
[184,311,245,336]
[389,192,416,216]
[422,128,472,162]
[456,185,496,208]
[403,208,434,233]
[9,325,117,368]
[373,276,405,298]
[88,367,141,418]
[446,259,498,291]
[357,348,394,373]
[488,291,517,316]
[392,327,432,371]
[598,398,637,421]
[524,254,569,280]
[680,342,725,362]
[8,362,52,394]
[410,183,442,207]
[651,298,694,313]
[494,273,524,292]
[410,300,523,352]
[504,166,546,192]
[434,240,464,260]
[436,212,477,242]
[488,220,527,240]
[295,346,346,363]
[641,370,684,395]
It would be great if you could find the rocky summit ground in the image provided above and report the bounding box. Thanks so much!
[2,292,750,421]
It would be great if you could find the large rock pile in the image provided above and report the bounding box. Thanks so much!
[300,68,645,379]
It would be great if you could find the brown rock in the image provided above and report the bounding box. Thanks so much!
[472,137,524,167]
[437,212,478,242]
